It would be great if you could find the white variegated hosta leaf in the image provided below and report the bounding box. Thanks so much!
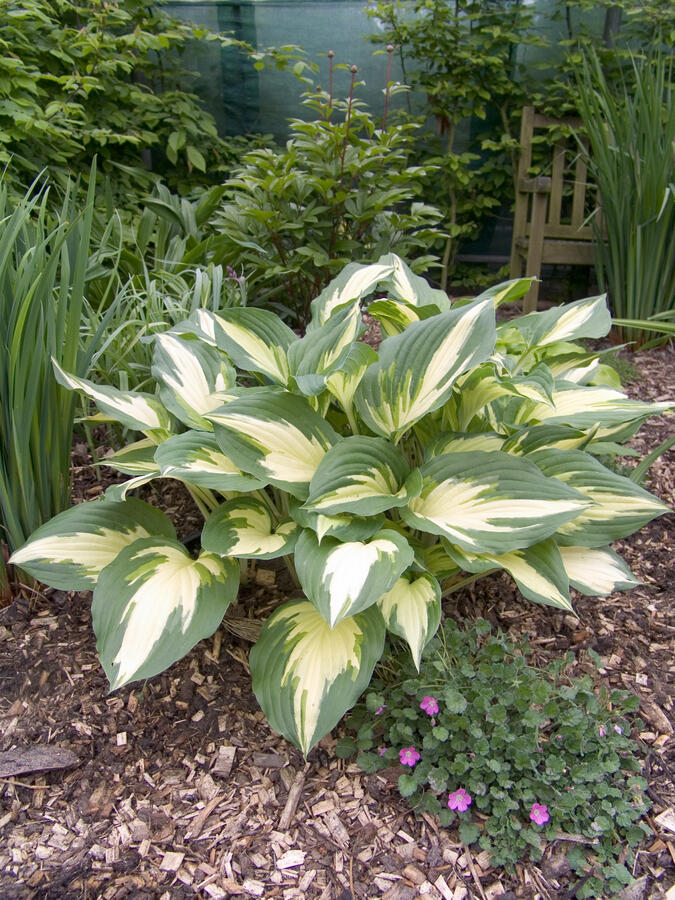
[250,600,385,755]
[547,356,601,385]
[9,499,175,589]
[444,365,514,432]
[307,260,395,330]
[558,546,641,596]
[202,497,298,559]
[52,361,171,435]
[104,474,160,502]
[529,449,670,547]
[208,391,338,499]
[294,528,415,627]
[402,451,588,555]
[376,253,451,311]
[377,572,441,669]
[152,330,236,429]
[474,277,535,307]
[154,432,266,491]
[103,439,160,475]
[325,342,377,414]
[93,540,239,690]
[289,502,386,544]
[355,297,496,440]
[426,431,505,459]
[367,298,421,338]
[516,294,611,347]
[304,436,417,516]
[502,424,590,456]
[423,544,461,580]
[446,539,572,611]
[205,307,297,385]
[289,303,365,396]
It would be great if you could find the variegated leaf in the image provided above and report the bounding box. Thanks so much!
[208,391,338,498]
[444,365,514,432]
[52,361,171,435]
[446,539,572,610]
[9,499,175,589]
[152,330,236,429]
[402,451,588,555]
[325,342,377,414]
[516,294,611,347]
[93,540,239,690]
[154,432,265,491]
[304,436,418,516]
[529,449,669,547]
[202,497,298,559]
[308,261,394,330]
[426,431,505,459]
[377,572,441,669]
[294,528,414,627]
[250,600,385,755]
[289,502,386,544]
[104,474,160,502]
[289,303,365,396]
[367,298,421,338]
[501,424,590,456]
[355,297,496,440]
[474,277,535,307]
[103,439,160,475]
[206,308,297,385]
[376,253,451,311]
[558,546,641,595]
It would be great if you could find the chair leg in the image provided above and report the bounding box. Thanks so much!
[522,191,548,312]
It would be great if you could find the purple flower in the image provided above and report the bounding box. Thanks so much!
[420,696,439,716]
[447,788,472,812]
[379,747,387,757]
[375,705,386,716]
[598,724,606,737]
[399,746,421,767]
[530,803,550,826]
[614,725,623,735]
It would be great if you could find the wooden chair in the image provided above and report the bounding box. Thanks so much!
[509,107,599,312]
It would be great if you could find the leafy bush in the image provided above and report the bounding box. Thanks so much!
[11,256,671,755]
[212,76,444,325]
[342,620,650,899]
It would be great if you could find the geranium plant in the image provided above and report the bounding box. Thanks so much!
[11,255,671,755]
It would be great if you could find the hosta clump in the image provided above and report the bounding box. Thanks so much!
[11,255,672,756]
[342,621,651,899]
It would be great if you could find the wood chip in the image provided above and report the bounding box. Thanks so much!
[160,851,185,872]
[212,746,236,778]
[186,794,224,840]
[0,745,79,777]
[116,732,127,746]
[434,874,453,900]
[324,809,350,848]
[402,863,426,884]
[640,700,673,734]
[252,752,286,769]
[276,850,306,870]
[279,764,308,831]
[655,807,675,834]
[242,879,265,897]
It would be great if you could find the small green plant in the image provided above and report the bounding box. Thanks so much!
[10,256,671,757]
[343,620,650,899]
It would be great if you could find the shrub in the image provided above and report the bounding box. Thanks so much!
[11,256,671,755]
[342,620,650,899]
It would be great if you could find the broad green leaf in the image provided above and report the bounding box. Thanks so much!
[446,539,572,610]
[558,546,641,595]
[9,499,175,589]
[502,424,590,456]
[289,303,365,396]
[377,572,441,669]
[402,451,588,555]
[209,391,338,498]
[355,297,496,440]
[325,342,377,413]
[202,497,298,559]
[154,432,265,491]
[103,439,160,475]
[294,528,415,627]
[516,295,611,347]
[289,502,386,543]
[207,308,297,385]
[52,360,171,435]
[426,431,504,459]
[152,330,236,429]
[93,539,238,690]
[304,436,418,516]
[308,260,394,330]
[250,600,385,755]
[529,449,669,547]
[474,277,534,307]
[423,544,461,579]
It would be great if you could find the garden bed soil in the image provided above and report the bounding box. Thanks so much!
[0,347,673,900]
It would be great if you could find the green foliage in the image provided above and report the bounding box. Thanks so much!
[212,78,445,325]
[0,0,306,199]
[10,257,671,756]
[575,53,674,341]
[345,620,650,897]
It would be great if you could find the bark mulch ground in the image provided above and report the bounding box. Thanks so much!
[0,347,673,900]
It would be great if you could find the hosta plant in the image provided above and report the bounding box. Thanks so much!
[11,255,672,755]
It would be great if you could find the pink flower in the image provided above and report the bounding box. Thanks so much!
[379,747,387,757]
[447,788,472,812]
[598,724,606,737]
[420,696,439,716]
[399,747,421,767]
[614,725,623,735]
[375,705,386,716]
[530,803,550,826]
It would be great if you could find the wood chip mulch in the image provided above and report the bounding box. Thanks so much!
[0,346,673,900]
